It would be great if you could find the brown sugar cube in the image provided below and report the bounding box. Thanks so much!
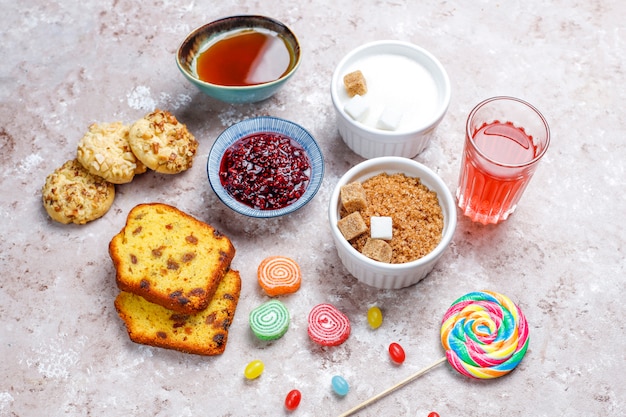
[362,238,393,263]
[337,211,368,241]
[343,70,367,97]
[340,182,367,213]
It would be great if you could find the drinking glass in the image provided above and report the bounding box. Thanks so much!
[457,96,550,225]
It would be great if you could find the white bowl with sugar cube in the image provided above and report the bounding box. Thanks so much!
[330,40,451,159]
[328,157,457,289]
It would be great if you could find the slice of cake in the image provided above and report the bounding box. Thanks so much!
[115,269,242,356]
[109,203,235,314]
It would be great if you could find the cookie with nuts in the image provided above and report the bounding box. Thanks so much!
[42,159,115,224]
[128,109,198,174]
[77,121,146,184]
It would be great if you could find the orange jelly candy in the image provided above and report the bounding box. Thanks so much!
[257,256,302,296]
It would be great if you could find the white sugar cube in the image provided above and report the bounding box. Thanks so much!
[370,216,393,240]
[376,107,403,130]
[344,94,369,122]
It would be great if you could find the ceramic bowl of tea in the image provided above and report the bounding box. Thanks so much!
[207,116,324,218]
[176,15,301,104]
[328,156,456,289]
[330,40,451,159]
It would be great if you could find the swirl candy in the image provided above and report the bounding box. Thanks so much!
[307,303,351,346]
[257,256,302,296]
[249,299,291,341]
[440,290,529,379]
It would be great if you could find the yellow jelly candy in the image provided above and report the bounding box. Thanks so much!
[367,306,383,329]
[244,359,264,380]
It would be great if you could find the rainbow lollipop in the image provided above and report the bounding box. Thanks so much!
[441,290,529,379]
[338,290,529,416]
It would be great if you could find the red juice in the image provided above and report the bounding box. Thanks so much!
[457,121,540,225]
[473,122,536,164]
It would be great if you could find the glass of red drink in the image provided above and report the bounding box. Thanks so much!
[457,96,550,225]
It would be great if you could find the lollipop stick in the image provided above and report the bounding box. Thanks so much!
[337,356,447,417]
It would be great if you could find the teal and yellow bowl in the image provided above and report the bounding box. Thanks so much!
[176,15,301,104]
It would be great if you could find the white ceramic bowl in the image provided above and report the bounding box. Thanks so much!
[328,157,456,289]
[330,41,451,159]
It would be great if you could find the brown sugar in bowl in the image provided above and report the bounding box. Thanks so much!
[328,156,457,289]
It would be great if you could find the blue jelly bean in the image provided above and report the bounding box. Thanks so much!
[332,375,350,396]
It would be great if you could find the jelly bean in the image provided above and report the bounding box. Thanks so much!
[427,412,440,417]
[244,359,264,379]
[388,342,406,364]
[284,389,301,411]
[367,306,383,329]
[331,375,350,396]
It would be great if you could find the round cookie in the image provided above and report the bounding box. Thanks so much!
[42,159,115,225]
[77,121,146,184]
[128,109,198,174]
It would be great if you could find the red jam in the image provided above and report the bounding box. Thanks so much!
[219,132,311,210]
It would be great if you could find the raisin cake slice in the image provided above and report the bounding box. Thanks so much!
[109,203,235,314]
[115,269,241,355]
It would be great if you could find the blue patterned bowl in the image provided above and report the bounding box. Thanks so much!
[207,116,324,218]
